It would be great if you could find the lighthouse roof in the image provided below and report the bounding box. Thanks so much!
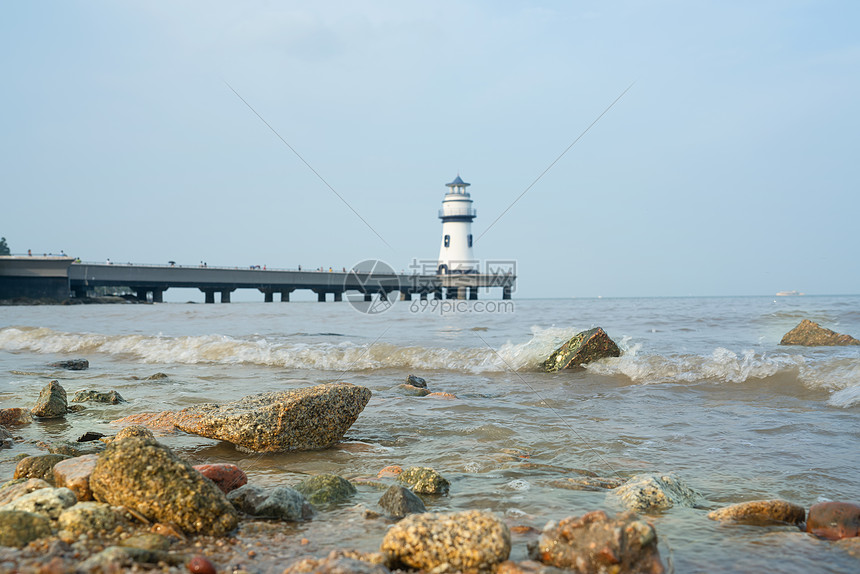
[446,175,470,187]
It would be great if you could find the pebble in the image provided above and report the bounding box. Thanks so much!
[188,554,217,574]
[193,463,248,494]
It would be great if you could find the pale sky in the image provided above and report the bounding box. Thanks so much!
[2,1,858,298]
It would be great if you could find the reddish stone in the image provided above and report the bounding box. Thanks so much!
[193,463,247,494]
[425,392,457,399]
[0,408,32,427]
[53,454,98,501]
[807,502,860,540]
[377,465,403,478]
[187,555,216,574]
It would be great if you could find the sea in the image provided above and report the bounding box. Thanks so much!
[1,295,859,572]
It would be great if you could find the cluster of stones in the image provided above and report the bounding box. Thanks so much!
[396,374,458,399]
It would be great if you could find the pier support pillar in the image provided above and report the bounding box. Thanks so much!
[502,286,512,300]
[73,287,88,299]
[434,288,442,300]
[333,292,343,302]
[420,292,428,301]
[446,287,457,299]
[400,291,412,301]
[220,290,232,303]
[152,289,164,303]
[456,287,466,300]
[203,290,216,304]
[135,288,148,302]
[364,293,372,302]
[264,291,273,303]
[468,287,478,300]
[317,292,326,302]
[280,291,290,302]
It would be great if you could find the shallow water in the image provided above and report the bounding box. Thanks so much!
[1,295,859,572]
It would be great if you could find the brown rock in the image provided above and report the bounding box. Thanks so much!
[112,383,371,453]
[542,327,621,372]
[53,454,99,501]
[529,510,664,573]
[0,425,12,449]
[193,463,247,494]
[0,478,52,506]
[0,407,32,427]
[708,499,805,525]
[780,319,860,346]
[31,380,68,418]
[112,413,179,431]
[377,465,403,478]
[807,501,860,540]
[14,454,71,484]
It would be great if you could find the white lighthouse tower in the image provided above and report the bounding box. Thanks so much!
[437,175,477,274]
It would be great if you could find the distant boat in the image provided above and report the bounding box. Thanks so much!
[776,290,804,296]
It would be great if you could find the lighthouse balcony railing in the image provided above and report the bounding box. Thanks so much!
[439,208,477,218]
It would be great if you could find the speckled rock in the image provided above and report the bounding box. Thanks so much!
[378,484,426,518]
[77,545,184,571]
[0,478,52,506]
[295,474,357,507]
[496,559,567,574]
[89,437,238,535]
[112,383,372,452]
[71,389,126,404]
[121,532,171,552]
[193,463,247,494]
[46,441,91,457]
[57,501,122,535]
[528,510,663,573]
[284,550,389,574]
[0,486,77,520]
[0,425,12,449]
[550,476,626,491]
[381,509,510,571]
[708,499,806,525]
[227,484,313,521]
[0,510,52,547]
[31,380,68,418]
[114,425,156,441]
[405,375,427,388]
[611,473,703,512]
[377,465,403,478]
[397,466,450,495]
[53,454,98,501]
[542,327,621,372]
[807,501,860,540]
[48,358,89,370]
[780,319,860,346]
[0,408,32,427]
[13,454,71,484]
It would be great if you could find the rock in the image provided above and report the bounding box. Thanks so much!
[284,556,391,574]
[549,476,626,491]
[381,509,510,571]
[377,465,403,478]
[89,436,239,536]
[780,319,860,346]
[14,454,71,484]
[542,327,621,372]
[0,486,77,520]
[807,501,860,540]
[405,375,427,388]
[111,383,372,453]
[48,358,89,370]
[121,532,171,552]
[397,384,430,396]
[611,473,703,512]
[0,478,52,505]
[397,466,450,495]
[71,389,126,404]
[31,380,68,418]
[0,425,12,449]
[378,484,426,518]
[188,555,217,574]
[77,546,184,571]
[528,510,664,573]
[193,463,247,494]
[0,510,52,547]
[295,474,357,507]
[227,484,313,521]
[425,392,457,399]
[145,372,169,380]
[47,441,96,457]
[53,454,98,501]
[57,501,121,535]
[78,431,105,442]
[114,425,156,441]
[496,559,568,574]
[0,408,32,427]
[708,499,806,525]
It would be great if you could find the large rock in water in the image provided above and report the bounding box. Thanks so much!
[113,383,371,453]
[542,327,621,372]
[89,437,238,535]
[31,380,68,418]
[780,319,860,346]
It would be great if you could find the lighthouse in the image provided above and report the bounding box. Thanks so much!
[437,175,477,274]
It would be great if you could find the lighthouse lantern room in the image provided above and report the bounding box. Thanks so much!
[437,175,478,274]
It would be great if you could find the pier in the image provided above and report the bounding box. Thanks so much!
[0,257,515,303]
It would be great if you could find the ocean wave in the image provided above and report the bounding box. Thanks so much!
[1,327,857,399]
